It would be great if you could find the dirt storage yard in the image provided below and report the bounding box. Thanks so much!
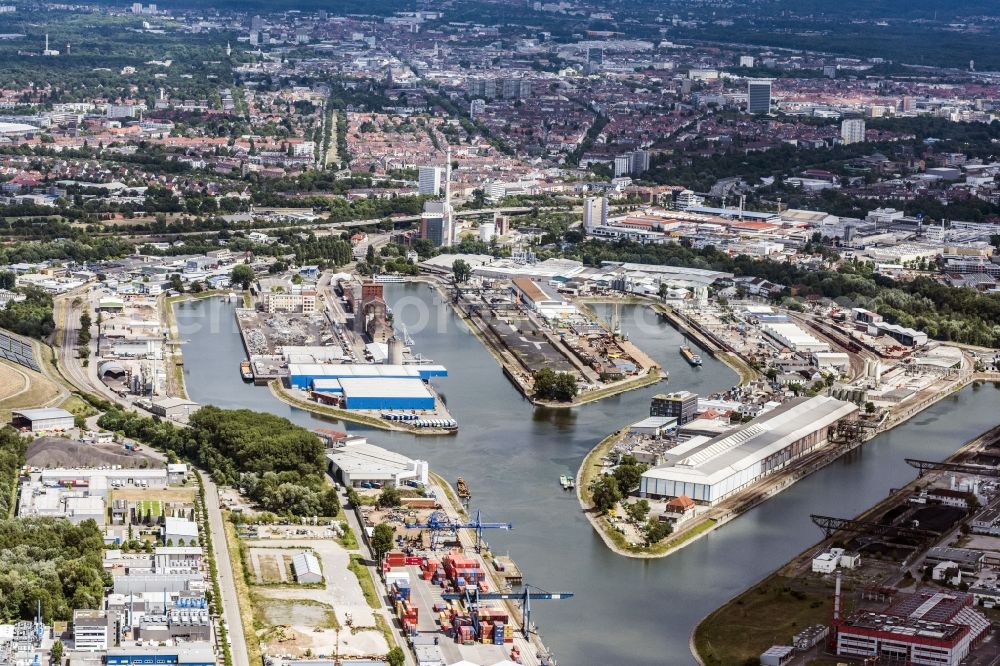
[27,437,162,469]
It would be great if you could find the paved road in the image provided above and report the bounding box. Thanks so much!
[339,491,416,666]
[53,288,120,405]
[203,476,251,666]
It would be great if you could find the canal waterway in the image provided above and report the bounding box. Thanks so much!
[174,284,1000,665]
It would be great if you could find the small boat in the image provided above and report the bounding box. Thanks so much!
[240,360,253,381]
[680,344,703,367]
[560,474,575,490]
[456,477,471,499]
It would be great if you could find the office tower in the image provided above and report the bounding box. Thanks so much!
[419,207,446,247]
[586,46,603,74]
[418,166,442,196]
[739,55,754,68]
[840,118,866,145]
[469,99,486,119]
[746,79,772,114]
[650,391,698,424]
[251,15,263,32]
[583,196,608,233]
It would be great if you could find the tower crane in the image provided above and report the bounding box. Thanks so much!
[407,509,511,552]
[441,585,574,639]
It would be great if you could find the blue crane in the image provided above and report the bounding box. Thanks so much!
[442,585,574,639]
[408,509,512,552]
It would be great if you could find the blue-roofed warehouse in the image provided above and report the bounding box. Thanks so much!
[287,363,447,390]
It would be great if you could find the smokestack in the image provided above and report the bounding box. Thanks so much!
[444,146,451,206]
[833,571,842,622]
[444,146,453,245]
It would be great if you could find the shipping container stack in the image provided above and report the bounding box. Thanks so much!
[420,557,440,581]
[388,548,517,646]
[384,551,406,570]
[442,548,486,594]
[386,568,418,636]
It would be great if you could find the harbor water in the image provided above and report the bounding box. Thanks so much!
[174,284,1000,665]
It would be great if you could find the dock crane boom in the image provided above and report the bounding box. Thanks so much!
[408,509,512,551]
[441,585,575,639]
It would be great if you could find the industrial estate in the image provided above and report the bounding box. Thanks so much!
[1,1,1000,666]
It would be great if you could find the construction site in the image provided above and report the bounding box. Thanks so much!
[450,277,662,404]
[234,520,392,663]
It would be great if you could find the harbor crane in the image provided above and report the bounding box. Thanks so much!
[409,509,512,552]
[442,585,575,639]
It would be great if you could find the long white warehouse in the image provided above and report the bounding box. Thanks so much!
[761,322,830,353]
[640,395,858,505]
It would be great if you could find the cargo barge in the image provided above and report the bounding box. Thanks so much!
[456,477,471,501]
[239,360,253,381]
[680,344,703,367]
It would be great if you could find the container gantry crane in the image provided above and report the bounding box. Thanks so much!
[442,585,575,639]
[408,509,512,552]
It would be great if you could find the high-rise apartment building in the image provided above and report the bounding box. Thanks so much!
[583,196,608,233]
[418,166,442,196]
[840,118,866,145]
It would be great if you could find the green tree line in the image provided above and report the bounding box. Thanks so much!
[97,406,339,517]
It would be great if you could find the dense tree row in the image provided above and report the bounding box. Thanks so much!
[0,518,108,622]
[0,426,107,622]
[97,407,338,517]
[0,427,28,518]
[0,287,54,339]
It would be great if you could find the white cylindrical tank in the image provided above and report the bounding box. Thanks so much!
[387,336,403,365]
[479,222,496,242]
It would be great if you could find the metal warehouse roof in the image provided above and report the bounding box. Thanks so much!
[288,363,421,378]
[762,322,828,348]
[326,441,424,477]
[338,377,434,399]
[643,396,858,487]
[291,551,322,579]
[12,407,74,420]
[311,378,344,391]
[0,122,39,134]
